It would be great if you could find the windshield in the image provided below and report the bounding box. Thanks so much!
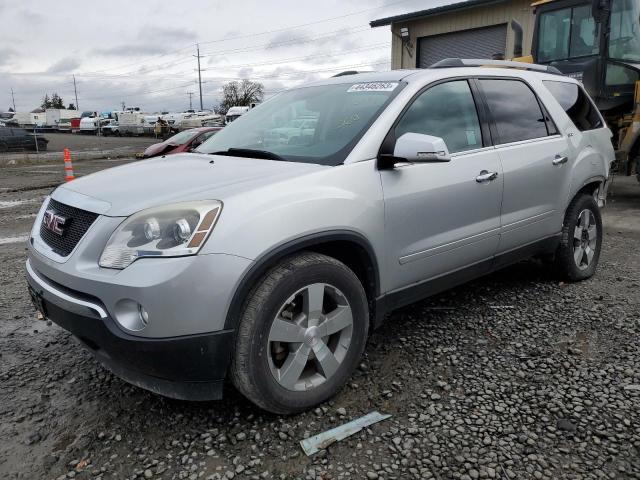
[166,130,199,145]
[198,82,403,165]
[609,0,640,62]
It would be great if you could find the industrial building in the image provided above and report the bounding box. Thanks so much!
[370,0,536,69]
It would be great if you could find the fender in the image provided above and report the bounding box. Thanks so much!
[223,230,380,330]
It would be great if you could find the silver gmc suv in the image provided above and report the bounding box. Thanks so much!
[26,60,614,414]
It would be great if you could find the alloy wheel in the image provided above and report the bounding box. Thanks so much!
[267,283,353,391]
[573,209,598,270]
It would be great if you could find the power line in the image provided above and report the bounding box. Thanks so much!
[201,42,390,71]
[61,0,413,76]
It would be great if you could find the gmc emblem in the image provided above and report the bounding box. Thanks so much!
[43,209,68,236]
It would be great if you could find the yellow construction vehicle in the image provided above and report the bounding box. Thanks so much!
[512,0,640,180]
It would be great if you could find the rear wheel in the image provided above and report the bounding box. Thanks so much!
[0,142,7,153]
[231,252,369,414]
[555,194,602,281]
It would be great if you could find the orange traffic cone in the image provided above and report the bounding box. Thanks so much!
[64,148,75,182]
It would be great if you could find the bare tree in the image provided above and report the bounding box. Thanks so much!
[219,80,264,114]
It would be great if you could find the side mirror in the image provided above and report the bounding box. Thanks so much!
[391,132,452,164]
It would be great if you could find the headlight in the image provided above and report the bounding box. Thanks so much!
[99,200,222,269]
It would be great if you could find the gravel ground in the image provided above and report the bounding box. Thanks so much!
[0,132,156,154]
[0,160,638,480]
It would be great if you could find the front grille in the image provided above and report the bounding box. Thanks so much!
[39,198,99,257]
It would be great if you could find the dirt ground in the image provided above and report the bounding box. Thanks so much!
[0,132,157,154]
[0,159,638,479]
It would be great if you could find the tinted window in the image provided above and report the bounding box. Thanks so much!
[395,81,483,153]
[0,129,8,137]
[12,129,26,136]
[480,79,549,144]
[543,81,603,131]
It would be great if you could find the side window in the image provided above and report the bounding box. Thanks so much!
[395,80,483,154]
[543,80,603,131]
[479,79,550,144]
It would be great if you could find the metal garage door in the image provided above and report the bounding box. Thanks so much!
[417,24,508,68]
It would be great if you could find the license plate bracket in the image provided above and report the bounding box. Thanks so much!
[28,285,47,319]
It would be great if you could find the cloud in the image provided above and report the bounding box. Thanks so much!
[95,44,170,57]
[46,57,81,73]
[266,30,310,49]
[141,26,197,43]
[0,47,16,67]
[94,27,197,58]
[18,9,44,25]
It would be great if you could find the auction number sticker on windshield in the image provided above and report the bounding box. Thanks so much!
[347,82,399,93]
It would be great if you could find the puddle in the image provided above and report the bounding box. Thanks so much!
[0,235,29,245]
[0,199,38,209]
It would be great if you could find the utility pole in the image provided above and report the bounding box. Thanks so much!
[186,91,194,110]
[73,75,79,111]
[10,88,16,111]
[194,44,203,111]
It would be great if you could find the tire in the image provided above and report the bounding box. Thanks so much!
[230,252,369,414]
[555,194,603,281]
[0,142,7,153]
[37,142,47,152]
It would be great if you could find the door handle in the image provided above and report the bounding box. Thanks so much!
[476,170,498,183]
[553,155,568,166]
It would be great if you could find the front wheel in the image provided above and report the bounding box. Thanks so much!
[555,194,603,281]
[231,252,369,414]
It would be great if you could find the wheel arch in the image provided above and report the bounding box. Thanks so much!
[224,230,380,330]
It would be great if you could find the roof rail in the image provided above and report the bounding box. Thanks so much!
[332,71,360,77]
[429,58,563,75]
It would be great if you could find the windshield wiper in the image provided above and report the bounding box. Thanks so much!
[209,148,287,161]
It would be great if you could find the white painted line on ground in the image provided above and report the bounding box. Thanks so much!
[0,235,29,245]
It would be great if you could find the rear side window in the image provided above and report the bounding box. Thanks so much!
[479,79,550,144]
[395,80,483,153]
[543,80,603,131]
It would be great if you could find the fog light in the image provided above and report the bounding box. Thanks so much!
[114,299,149,331]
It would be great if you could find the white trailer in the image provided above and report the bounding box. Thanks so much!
[45,109,80,130]
[10,112,46,130]
[117,111,146,136]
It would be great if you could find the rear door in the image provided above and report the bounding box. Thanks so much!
[477,78,571,253]
[381,79,503,292]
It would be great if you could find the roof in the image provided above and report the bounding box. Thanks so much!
[370,0,508,27]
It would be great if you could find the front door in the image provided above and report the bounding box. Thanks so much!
[381,80,503,293]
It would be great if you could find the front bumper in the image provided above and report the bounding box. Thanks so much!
[26,259,234,400]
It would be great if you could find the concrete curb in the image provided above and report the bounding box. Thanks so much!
[0,147,141,167]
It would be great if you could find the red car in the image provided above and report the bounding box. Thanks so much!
[142,127,222,158]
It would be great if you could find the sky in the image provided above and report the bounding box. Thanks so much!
[0,0,459,114]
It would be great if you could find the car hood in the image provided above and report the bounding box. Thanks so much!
[54,153,326,216]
